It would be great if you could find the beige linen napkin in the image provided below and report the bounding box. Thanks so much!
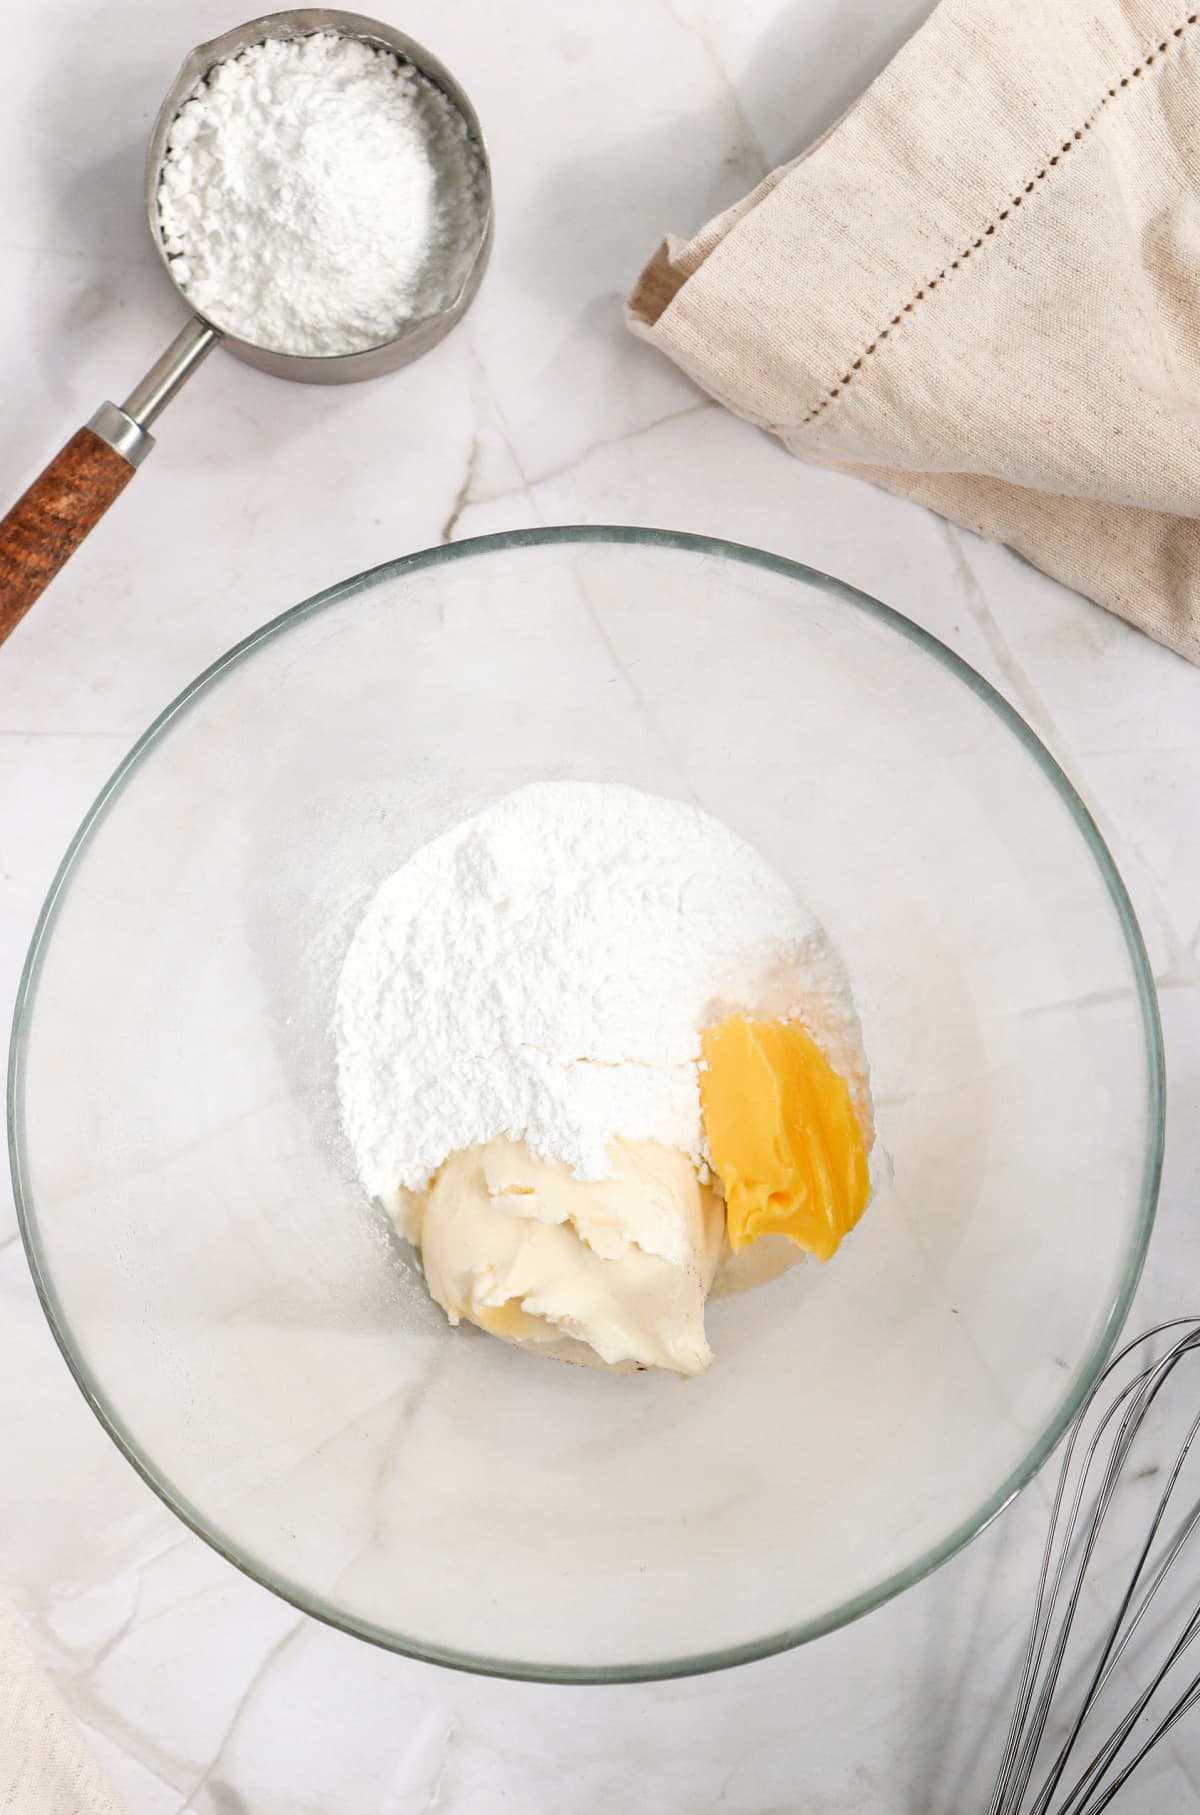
[628,0,1200,663]
[1,1600,127,1815]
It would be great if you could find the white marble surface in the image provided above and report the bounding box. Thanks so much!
[2,0,1199,1809]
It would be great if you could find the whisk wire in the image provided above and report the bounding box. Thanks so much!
[1055,1464,1200,1815]
[989,1379,1131,1810]
[989,1318,1200,1815]
[1038,1368,1200,1813]
[995,1369,1154,1812]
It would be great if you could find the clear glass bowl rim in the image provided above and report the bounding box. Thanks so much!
[7,525,1165,1684]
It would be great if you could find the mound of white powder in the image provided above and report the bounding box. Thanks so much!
[157,31,485,357]
[335,781,863,1201]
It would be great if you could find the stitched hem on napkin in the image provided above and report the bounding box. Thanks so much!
[628,0,1200,663]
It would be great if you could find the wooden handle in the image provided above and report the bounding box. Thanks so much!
[0,427,137,644]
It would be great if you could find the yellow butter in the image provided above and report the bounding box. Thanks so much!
[700,1015,870,1263]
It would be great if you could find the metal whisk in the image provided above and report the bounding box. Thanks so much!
[990,1318,1200,1813]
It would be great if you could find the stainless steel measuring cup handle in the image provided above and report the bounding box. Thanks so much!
[0,317,218,644]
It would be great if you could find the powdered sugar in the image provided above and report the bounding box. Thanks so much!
[157,31,485,357]
[335,781,862,1203]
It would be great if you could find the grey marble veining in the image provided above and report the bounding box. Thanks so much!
[2,0,1198,1810]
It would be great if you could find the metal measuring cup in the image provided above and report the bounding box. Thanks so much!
[0,8,493,644]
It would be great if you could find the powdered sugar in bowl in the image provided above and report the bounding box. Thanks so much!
[12,530,1161,1682]
[145,9,492,382]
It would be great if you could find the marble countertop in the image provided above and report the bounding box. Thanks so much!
[3,0,1199,1809]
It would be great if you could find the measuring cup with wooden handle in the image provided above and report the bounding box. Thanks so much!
[0,7,492,647]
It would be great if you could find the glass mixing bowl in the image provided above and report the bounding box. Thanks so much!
[9,529,1163,1681]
